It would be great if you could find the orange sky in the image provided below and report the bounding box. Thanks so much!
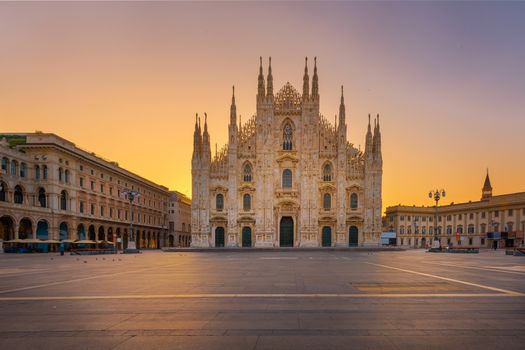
[1,2,524,212]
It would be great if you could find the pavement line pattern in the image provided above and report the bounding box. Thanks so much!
[425,261,525,275]
[366,262,525,296]
[0,292,518,301]
[0,262,181,295]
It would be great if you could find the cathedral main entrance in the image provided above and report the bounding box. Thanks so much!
[349,226,358,246]
[279,217,294,247]
[215,227,225,247]
[322,226,331,247]
[242,226,252,247]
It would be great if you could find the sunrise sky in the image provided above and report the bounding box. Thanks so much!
[1,2,524,211]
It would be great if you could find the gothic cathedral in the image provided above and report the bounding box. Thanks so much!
[191,57,383,248]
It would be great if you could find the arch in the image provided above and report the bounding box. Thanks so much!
[216,193,224,211]
[350,193,358,209]
[243,162,252,182]
[0,216,15,241]
[0,181,6,202]
[279,216,294,247]
[243,193,251,211]
[242,226,252,247]
[14,185,23,204]
[98,226,105,241]
[322,162,332,181]
[60,190,67,210]
[282,121,293,150]
[107,227,114,242]
[77,224,86,240]
[322,226,332,247]
[215,227,225,247]
[88,225,96,241]
[36,220,49,240]
[38,187,46,208]
[168,234,174,247]
[323,193,331,210]
[282,169,292,188]
[349,226,358,246]
[59,222,68,241]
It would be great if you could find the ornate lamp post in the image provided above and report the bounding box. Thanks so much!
[429,189,446,249]
[121,189,140,251]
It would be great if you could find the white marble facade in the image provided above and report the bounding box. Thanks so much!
[191,57,382,248]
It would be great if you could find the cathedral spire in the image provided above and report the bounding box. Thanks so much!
[365,114,373,159]
[266,57,273,100]
[311,56,319,99]
[193,113,201,158]
[257,56,265,101]
[482,168,493,200]
[339,85,345,126]
[230,85,237,126]
[302,57,309,101]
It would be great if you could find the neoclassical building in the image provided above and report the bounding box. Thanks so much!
[168,190,192,247]
[191,57,383,248]
[385,172,525,248]
[0,133,170,249]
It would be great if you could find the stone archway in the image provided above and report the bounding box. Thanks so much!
[0,216,15,241]
[279,217,294,247]
[36,220,49,240]
[18,218,33,240]
[215,227,225,247]
[88,225,96,241]
[59,222,68,241]
[77,224,86,240]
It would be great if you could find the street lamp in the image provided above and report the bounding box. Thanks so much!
[121,189,140,251]
[429,189,446,249]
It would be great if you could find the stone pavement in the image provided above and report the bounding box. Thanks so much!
[0,249,524,349]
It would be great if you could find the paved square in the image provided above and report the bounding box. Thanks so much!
[0,250,524,349]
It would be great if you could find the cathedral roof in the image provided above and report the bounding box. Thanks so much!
[274,82,302,115]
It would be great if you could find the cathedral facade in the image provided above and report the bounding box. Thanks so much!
[191,57,383,248]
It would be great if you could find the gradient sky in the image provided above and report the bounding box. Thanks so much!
[1,1,524,212]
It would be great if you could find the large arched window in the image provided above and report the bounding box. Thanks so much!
[43,165,48,180]
[323,193,331,210]
[322,163,332,181]
[243,163,252,182]
[0,182,6,202]
[350,193,358,209]
[216,193,224,211]
[457,225,463,234]
[14,185,23,204]
[60,190,67,210]
[20,163,26,178]
[243,194,251,211]
[38,188,46,208]
[282,169,292,188]
[10,160,17,176]
[283,122,293,150]
[1,157,8,172]
[35,165,40,179]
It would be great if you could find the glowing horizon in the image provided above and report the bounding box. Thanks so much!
[2,2,524,212]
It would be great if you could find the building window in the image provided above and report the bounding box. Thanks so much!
[43,165,48,180]
[90,181,95,191]
[507,222,514,232]
[481,223,486,233]
[216,193,224,211]
[100,206,104,217]
[322,163,332,181]
[169,221,174,232]
[80,201,84,213]
[447,215,451,221]
[350,193,358,209]
[446,226,452,235]
[243,194,251,211]
[468,225,475,234]
[10,160,17,176]
[38,188,46,208]
[58,167,63,181]
[283,122,293,150]
[508,209,513,216]
[14,185,23,204]
[400,216,405,221]
[282,169,292,188]
[400,226,405,234]
[481,211,486,219]
[0,182,6,202]
[1,157,8,172]
[91,204,95,215]
[109,187,113,196]
[80,177,84,188]
[458,214,462,220]
[494,211,499,218]
[60,190,67,210]
[457,225,463,234]
[20,163,26,178]
[35,165,40,179]
[100,184,104,193]
[469,213,474,220]
[323,193,331,210]
[243,163,252,182]
[469,238,473,246]
[65,170,70,183]
[481,238,485,245]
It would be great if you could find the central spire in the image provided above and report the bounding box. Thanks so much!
[257,56,265,101]
[267,57,273,101]
[302,57,309,101]
[311,56,319,99]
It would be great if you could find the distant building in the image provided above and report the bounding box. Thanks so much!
[191,57,383,248]
[168,191,191,247]
[0,133,170,250]
[385,171,525,249]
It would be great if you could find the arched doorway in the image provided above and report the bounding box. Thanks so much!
[421,237,427,248]
[322,226,332,247]
[349,226,358,246]
[36,220,49,240]
[77,224,86,240]
[215,227,225,247]
[168,234,174,247]
[98,226,105,241]
[88,225,96,241]
[18,218,32,240]
[107,227,113,242]
[59,222,68,241]
[242,227,252,247]
[0,216,15,241]
[280,217,294,247]
[123,230,129,249]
